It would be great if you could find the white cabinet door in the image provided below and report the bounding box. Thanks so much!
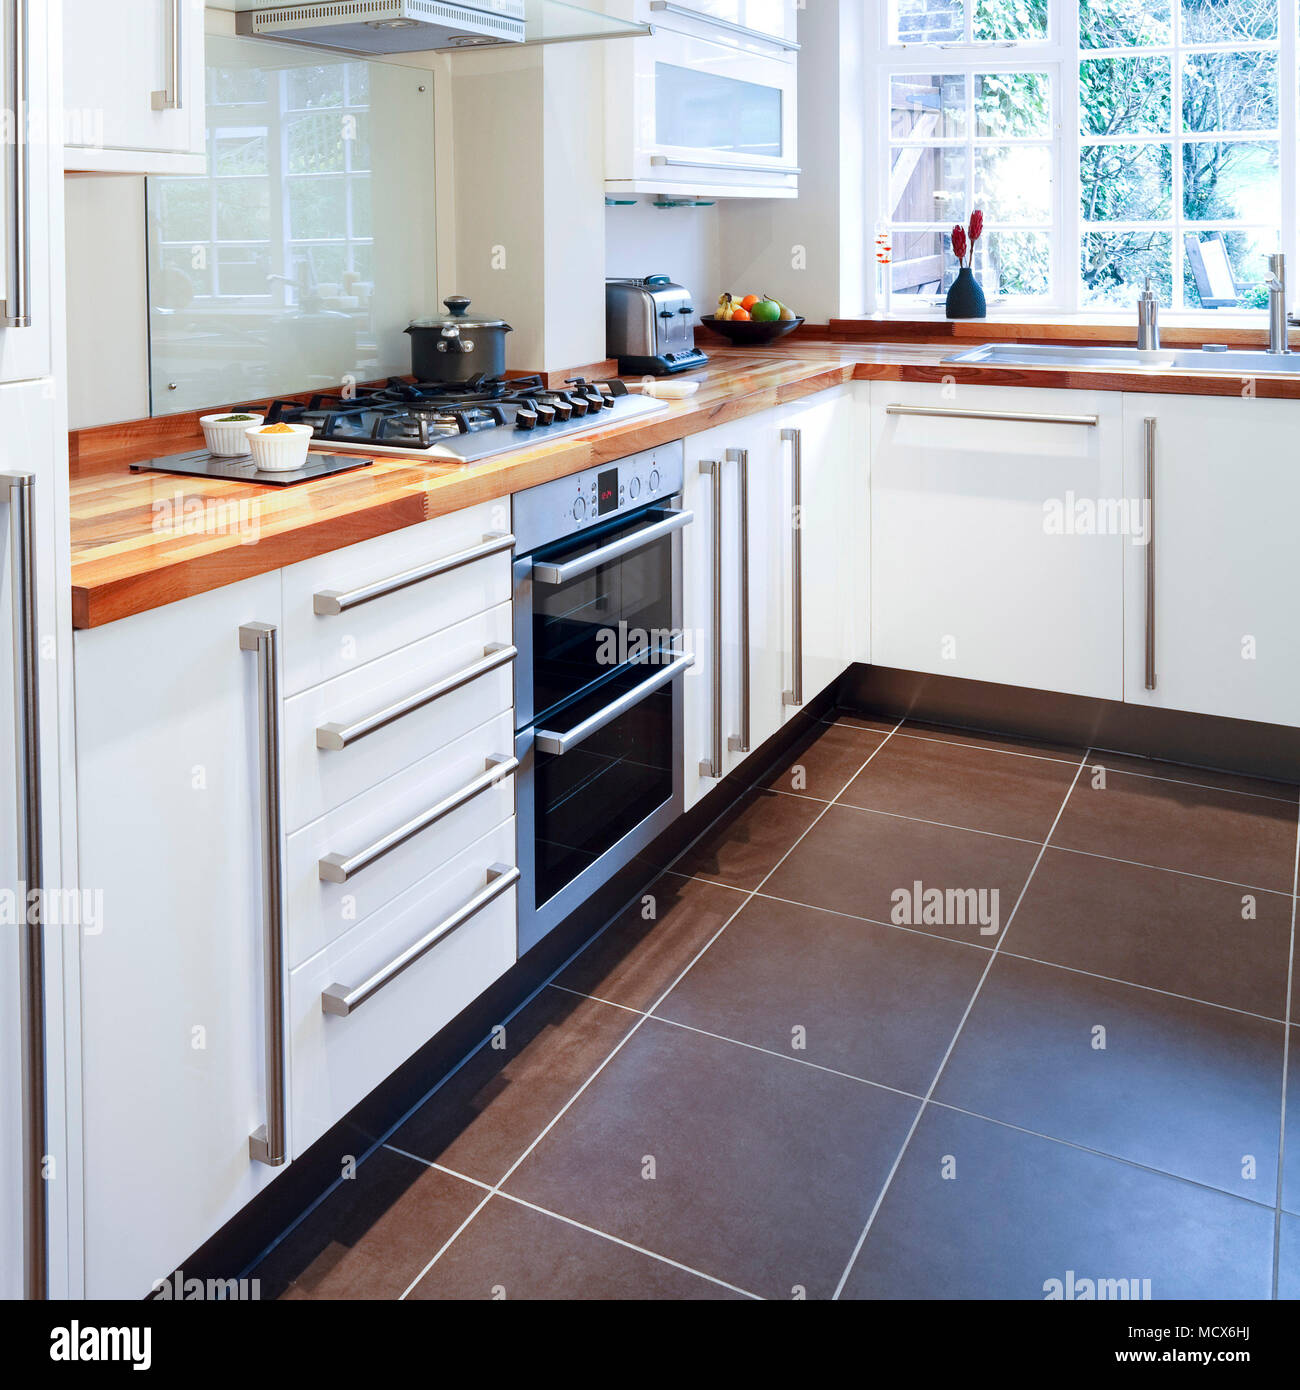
[778,383,865,708]
[64,0,206,174]
[75,573,286,1298]
[870,382,1124,702]
[0,0,55,383]
[1122,395,1300,728]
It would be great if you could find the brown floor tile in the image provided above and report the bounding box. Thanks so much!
[1053,767,1299,892]
[408,1194,744,1300]
[555,873,744,1011]
[841,1105,1275,1300]
[671,786,824,891]
[825,710,899,734]
[900,719,1084,761]
[250,1147,482,1300]
[762,804,1039,946]
[1086,750,1299,802]
[655,894,986,1094]
[504,1019,920,1299]
[756,721,887,800]
[1003,848,1294,1018]
[387,989,637,1185]
[839,736,1080,841]
[934,954,1286,1200]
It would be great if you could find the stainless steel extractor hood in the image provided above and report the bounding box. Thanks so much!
[234,1,528,54]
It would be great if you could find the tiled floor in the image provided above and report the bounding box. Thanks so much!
[250,713,1300,1301]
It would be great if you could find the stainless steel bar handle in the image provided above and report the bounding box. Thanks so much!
[535,652,694,756]
[698,459,723,780]
[316,643,516,750]
[151,0,183,111]
[319,755,517,884]
[648,1,801,50]
[651,155,801,176]
[5,473,44,1298]
[1144,417,1157,692]
[321,865,520,1017]
[239,623,287,1168]
[531,510,693,586]
[314,533,515,615]
[727,448,750,754]
[885,404,1099,428]
[781,428,804,708]
[4,0,31,328]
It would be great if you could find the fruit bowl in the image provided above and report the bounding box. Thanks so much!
[700,314,804,346]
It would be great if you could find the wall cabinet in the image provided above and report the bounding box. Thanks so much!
[1121,395,1300,728]
[870,382,1125,703]
[64,0,206,175]
[75,573,286,1299]
[605,0,799,199]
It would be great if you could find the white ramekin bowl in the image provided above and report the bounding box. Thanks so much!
[245,422,314,473]
[200,412,263,456]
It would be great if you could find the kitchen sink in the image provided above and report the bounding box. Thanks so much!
[946,342,1300,374]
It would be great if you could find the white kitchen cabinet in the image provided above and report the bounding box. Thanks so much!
[64,0,206,174]
[1121,394,1300,728]
[605,0,799,199]
[869,382,1125,703]
[75,573,286,1298]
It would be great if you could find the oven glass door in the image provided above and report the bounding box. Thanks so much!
[531,657,680,909]
[529,503,681,721]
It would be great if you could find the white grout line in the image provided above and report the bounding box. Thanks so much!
[830,747,1092,1300]
[1271,810,1299,1296]
[381,1145,763,1300]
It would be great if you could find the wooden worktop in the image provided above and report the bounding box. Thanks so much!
[69,342,1300,629]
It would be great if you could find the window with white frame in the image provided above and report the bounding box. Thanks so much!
[871,0,1294,314]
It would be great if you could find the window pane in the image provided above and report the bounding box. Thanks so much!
[1183,140,1280,221]
[1183,229,1277,309]
[1182,52,1278,134]
[889,228,952,295]
[159,245,213,299]
[894,0,963,43]
[1081,230,1173,306]
[890,74,967,140]
[1181,0,1277,43]
[287,111,349,174]
[1079,0,1171,48]
[287,176,347,240]
[213,131,268,178]
[890,144,965,222]
[1080,143,1172,220]
[975,72,1051,138]
[153,180,209,243]
[981,230,1051,297]
[973,0,1048,41]
[214,178,270,241]
[975,145,1053,222]
[1080,56,1172,135]
[286,65,345,110]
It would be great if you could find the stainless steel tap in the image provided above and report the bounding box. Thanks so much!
[1265,253,1290,354]
[1137,277,1160,351]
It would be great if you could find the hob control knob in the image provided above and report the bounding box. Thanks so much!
[628,476,641,500]
[572,496,587,522]
[648,468,660,491]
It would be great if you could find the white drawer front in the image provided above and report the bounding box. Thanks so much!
[282,504,512,695]
[283,600,514,832]
[289,819,517,1154]
[286,710,516,969]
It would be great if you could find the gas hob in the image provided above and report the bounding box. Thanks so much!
[263,375,668,464]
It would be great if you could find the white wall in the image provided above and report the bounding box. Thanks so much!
[605,200,721,317]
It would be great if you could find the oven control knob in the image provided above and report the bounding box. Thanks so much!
[648,468,660,492]
[572,496,587,522]
[628,475,641,500]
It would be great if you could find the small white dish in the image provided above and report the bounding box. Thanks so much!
[245,422,313,473]
[642,380,700,399]
[200,412,263,456]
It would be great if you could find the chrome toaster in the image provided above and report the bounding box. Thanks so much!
[605,275,709,376]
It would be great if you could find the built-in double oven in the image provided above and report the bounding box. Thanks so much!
[512,443,693,954]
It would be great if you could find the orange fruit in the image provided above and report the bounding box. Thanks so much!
[740,294,760,310]
[730,307,752,321]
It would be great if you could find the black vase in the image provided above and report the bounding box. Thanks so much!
[945,266,987,320]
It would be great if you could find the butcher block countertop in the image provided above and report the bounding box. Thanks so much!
[69,342,1300,629]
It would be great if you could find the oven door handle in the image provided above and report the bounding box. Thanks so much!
[534,651,694,756]
[531,508,693,585]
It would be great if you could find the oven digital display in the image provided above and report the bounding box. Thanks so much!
[596,468,619,516]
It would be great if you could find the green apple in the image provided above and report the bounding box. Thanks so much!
[750,297,782,323]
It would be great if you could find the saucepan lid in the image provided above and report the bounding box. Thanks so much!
[406,295,512,332]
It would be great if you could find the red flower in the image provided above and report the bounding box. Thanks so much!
[968,209,984,250]
[951,224,968,264]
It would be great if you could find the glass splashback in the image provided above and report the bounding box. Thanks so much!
[147,34,436,415]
